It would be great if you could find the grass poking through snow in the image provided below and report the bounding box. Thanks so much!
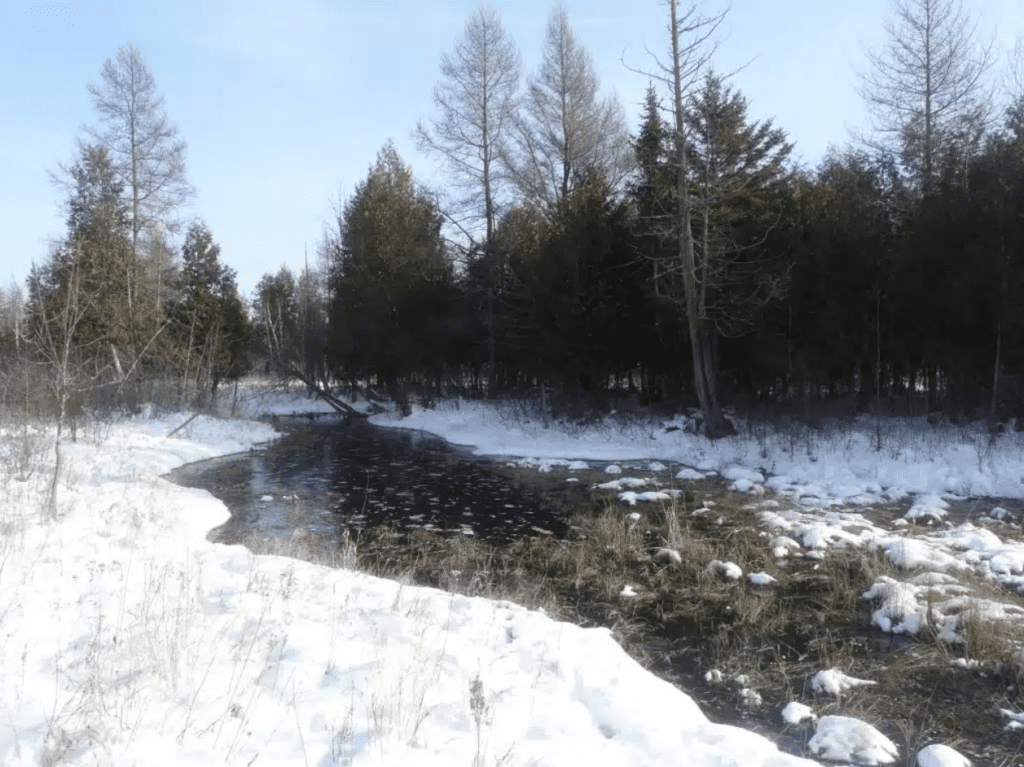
[315,473,1024,767]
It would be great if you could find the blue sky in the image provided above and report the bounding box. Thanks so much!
[1,0,1021,298]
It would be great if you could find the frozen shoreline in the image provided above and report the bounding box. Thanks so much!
[368,398,1024,506]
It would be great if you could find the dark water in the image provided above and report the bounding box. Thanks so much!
[167,417,571,547]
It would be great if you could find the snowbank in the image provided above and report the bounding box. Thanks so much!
[370,399,1024,506]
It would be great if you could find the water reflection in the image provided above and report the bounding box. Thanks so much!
[167,418,570,547]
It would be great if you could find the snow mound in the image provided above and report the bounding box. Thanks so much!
[916,743,971,767]
[862,574,1024,640]
[708,560,743,580]
[619,489,681,505]
[597,477,650,490]
[655,547,683,564]
[877,538,965,571]
[809,715,899,764]
[810,668,877,696]
[781,701,817,724]
[1001,708,1024,730]
[905,494,950,523]
[676,467,707,480]
[749,572,778,586]
[861,576,927,634]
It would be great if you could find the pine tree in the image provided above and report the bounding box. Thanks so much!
[684,71,794,339]
[325,143,455,388]
[31,144,162,377]
[170,220,250,398]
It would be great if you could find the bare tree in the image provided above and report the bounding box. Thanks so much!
[1008,36,1024,97]
[1006,36,1024,135]
[27,248,96,518]
[416,5,521,251]
[628,0,728,437]
[415,7,522,390]
[83,43,195,329]
[505,2,634,214]
[857,0,995,194]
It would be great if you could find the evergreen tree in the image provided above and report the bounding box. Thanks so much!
[632,85,674,220]
[253,266,300,368]
[507,174,656,391]
[683,71,794,339]
[30,144,162,377]
[325,143,456,387]
[779,150,898,394]
[295,262,329,385]
[888,122,1024,417]
[169,220,250,396]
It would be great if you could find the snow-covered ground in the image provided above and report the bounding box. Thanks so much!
[0,399,820,767]
[2,391,1020,766]
[369,398,1024,505]
[365,398,1024,765]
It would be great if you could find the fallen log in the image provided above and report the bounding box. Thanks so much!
[273,362,366,418]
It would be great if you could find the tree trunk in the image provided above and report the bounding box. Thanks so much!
[669,0,725,439]
[991,319,1002,425]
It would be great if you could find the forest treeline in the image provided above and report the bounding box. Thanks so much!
[2,1,1024,438]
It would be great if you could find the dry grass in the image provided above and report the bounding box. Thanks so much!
[293,475,1024,767]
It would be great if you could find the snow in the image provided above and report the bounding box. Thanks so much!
[655,547,683,564]
[810,668,878,696]
[361,398,1024,761]
[10,392,1024,765]
[860,573,1024,640]
[781,701,817,724]
[916,743,971,767]
[596,477,650,490]
[676,467,707,480]
[379,400,1024,507]
[740,688,763,708]
[905,494,950,523]
[708,560,744,580]
[1001,708,1024,729]
[808,716,899,764]
[0,403,822,767]
[618,489,682,505]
